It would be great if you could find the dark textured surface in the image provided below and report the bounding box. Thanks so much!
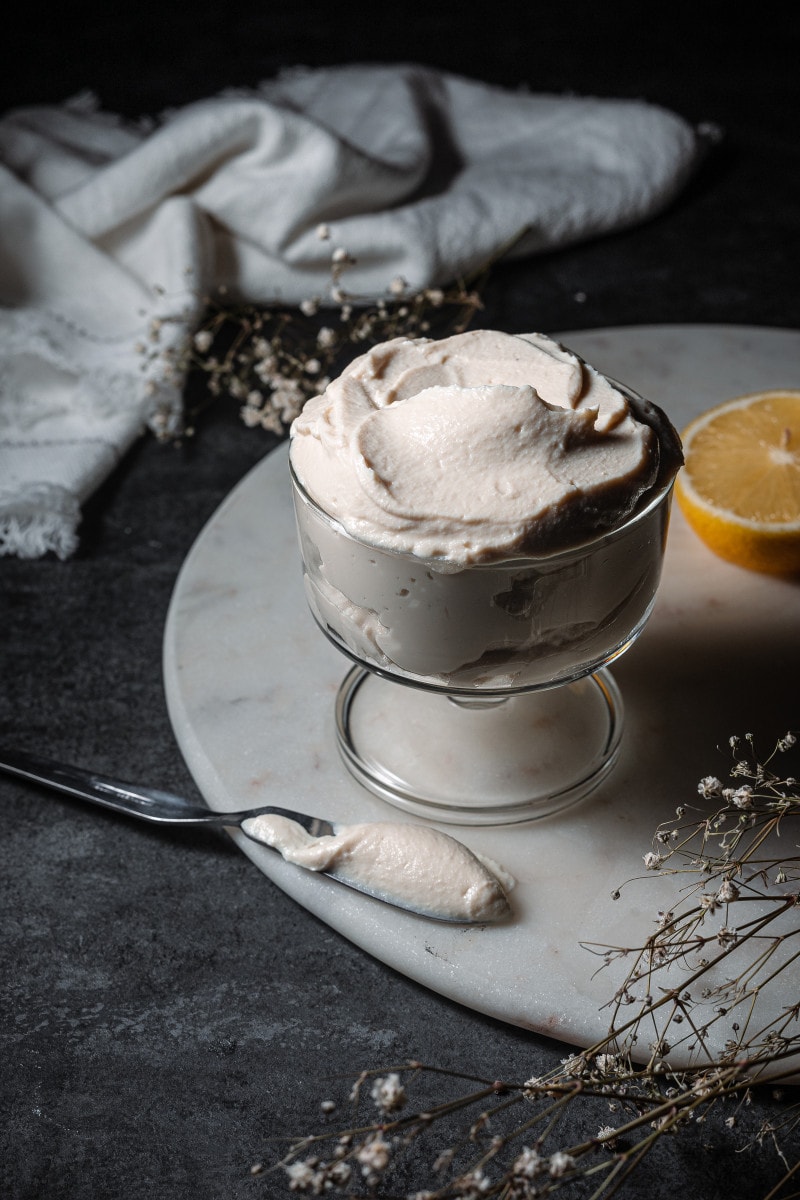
[2,5,800,1198]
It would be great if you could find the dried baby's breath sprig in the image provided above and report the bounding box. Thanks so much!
[256,733,800,1198]
[139,231,486,441]
[592,728,800,1081]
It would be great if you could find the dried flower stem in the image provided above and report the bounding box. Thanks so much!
[139,227,501,442]
[257,733,799,1198]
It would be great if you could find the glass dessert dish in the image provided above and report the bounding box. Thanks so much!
[290,446,675,827]
[288,328,683,826]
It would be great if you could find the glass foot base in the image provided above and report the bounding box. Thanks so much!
[335,666,624,826]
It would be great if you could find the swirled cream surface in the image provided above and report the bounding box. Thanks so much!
[290,330,681,563]
[289,329,682,687]
[241,814,512,923]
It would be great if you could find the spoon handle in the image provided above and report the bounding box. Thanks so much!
[0,746,231,821]
[0,747,334,836]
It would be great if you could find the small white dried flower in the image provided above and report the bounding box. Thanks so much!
[320,1099,336,1114]
[717,925,738,946]
[323,1156,352,1185]
[597,1124,619,1148]
[285,1159,321,1191]
[548,1150,576,1177]
[512,1146,544,1178]
[700,893,719,912]
[240,405,262,428]
[316,326,336,348]
[717,879,740,903]
[456,1168,491,1195]
[698,776,723,797]
[254,358,276,383]
[275,377,304,400]
[356,1135,391,1174]
[193,329,214,353]
[304,358,321,375]
[732,785,754,808]
[468,1111,491,1141]
[643,851,663,871]
[315,223,331,240]
[260,409,286,435]
[522,1076,545,1099]
[370,1072,406,1113]
[327,1160,351,1186]
[331,246,350,263]
[299,297,320,317]
[432,1147,455,1172]
[778,732,797,751]
[388,275,408,295]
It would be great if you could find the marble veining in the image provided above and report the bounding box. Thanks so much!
[163,325,800,1073]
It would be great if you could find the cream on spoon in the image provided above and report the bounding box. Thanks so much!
[241,813,513,923]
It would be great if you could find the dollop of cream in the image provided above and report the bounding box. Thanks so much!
[290,329,682,564]
[241,814,512,923]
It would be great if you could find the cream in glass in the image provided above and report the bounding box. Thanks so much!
[289,329,683,822]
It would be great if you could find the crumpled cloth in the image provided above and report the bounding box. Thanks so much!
[0,62,705,559]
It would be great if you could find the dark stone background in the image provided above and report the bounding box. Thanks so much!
[1,4,799,1198]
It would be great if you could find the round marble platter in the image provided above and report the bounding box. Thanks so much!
[163,325,800,1072]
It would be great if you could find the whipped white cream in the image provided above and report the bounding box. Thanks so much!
[241,814,512,923]
[291,330,680,563]
[289,329,682,688]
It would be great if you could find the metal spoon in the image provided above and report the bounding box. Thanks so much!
[0,746,492,922]
[0,746,333,834]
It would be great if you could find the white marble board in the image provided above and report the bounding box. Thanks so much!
[163,325,800,1072]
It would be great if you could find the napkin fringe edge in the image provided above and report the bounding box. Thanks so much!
[0,484,81,561]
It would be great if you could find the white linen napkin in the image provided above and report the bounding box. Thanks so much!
[0,63,705,559]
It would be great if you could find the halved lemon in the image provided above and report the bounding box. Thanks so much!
[675,389,800,576]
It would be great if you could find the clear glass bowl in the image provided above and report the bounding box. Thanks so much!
[290,400,676,825]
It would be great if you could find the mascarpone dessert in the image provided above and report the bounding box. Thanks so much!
[290,330,682,689]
